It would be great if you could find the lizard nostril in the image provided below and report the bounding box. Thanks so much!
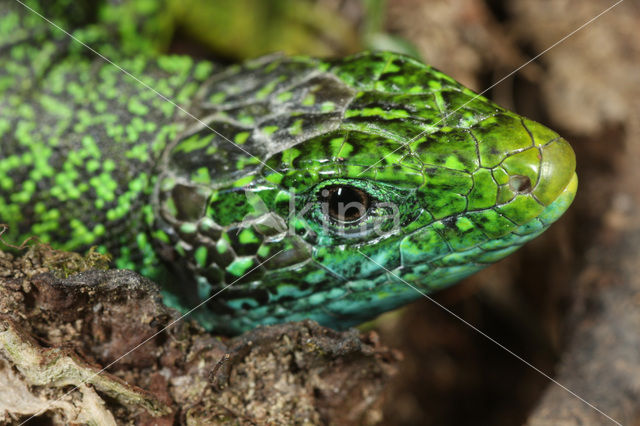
[509,175,532,193]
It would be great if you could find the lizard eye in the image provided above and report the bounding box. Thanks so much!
[320,185,371,222]
[299,179,415,245]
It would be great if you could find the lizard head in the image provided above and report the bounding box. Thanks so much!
[154,52,577,334]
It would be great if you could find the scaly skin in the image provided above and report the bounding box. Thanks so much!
[0,0,577,334]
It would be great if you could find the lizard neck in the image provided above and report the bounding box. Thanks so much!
[0,1,217,279]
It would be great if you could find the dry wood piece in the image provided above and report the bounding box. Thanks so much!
[0,246,399,424]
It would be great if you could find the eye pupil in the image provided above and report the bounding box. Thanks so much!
[321,185,371,222]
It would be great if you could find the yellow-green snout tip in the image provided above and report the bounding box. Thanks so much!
[533,137,577,206]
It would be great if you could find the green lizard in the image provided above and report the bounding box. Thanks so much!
[0,0,577,335]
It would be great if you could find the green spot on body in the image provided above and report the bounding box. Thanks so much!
[180,222,198,234]
[234,175,254,187]
[193,167,211,184]
[86,159,100,173]
[128,174,148,192]
[0,176,13,191]
[238,229,260,245]
[234,131,250,144]
[238,114,254,125]
[209,92,226,104]
[257,245,270,257]
[94,224,106,237]
[256,77,284,100]
[128,98,149,115]
[157,55,193,74]
[264,172,283,185]
[198,218,217,234]
[321,102,335,112]
[428,80,442,90]
[194,61,214,81]
[174,133,215,154]
[276,91,293,102]
[103,159,116,172]
[289,119,303,136]
[195,246,208,268]
[329,137,345,154]
[216,238,230,254]
[226,257,255,276]
[262,125,279,136]
[152,229,170,244]
[302,94,315,106]
[281,147,301,165]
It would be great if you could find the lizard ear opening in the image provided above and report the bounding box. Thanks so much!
[171,184,209,222]
[170,183,209,222]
